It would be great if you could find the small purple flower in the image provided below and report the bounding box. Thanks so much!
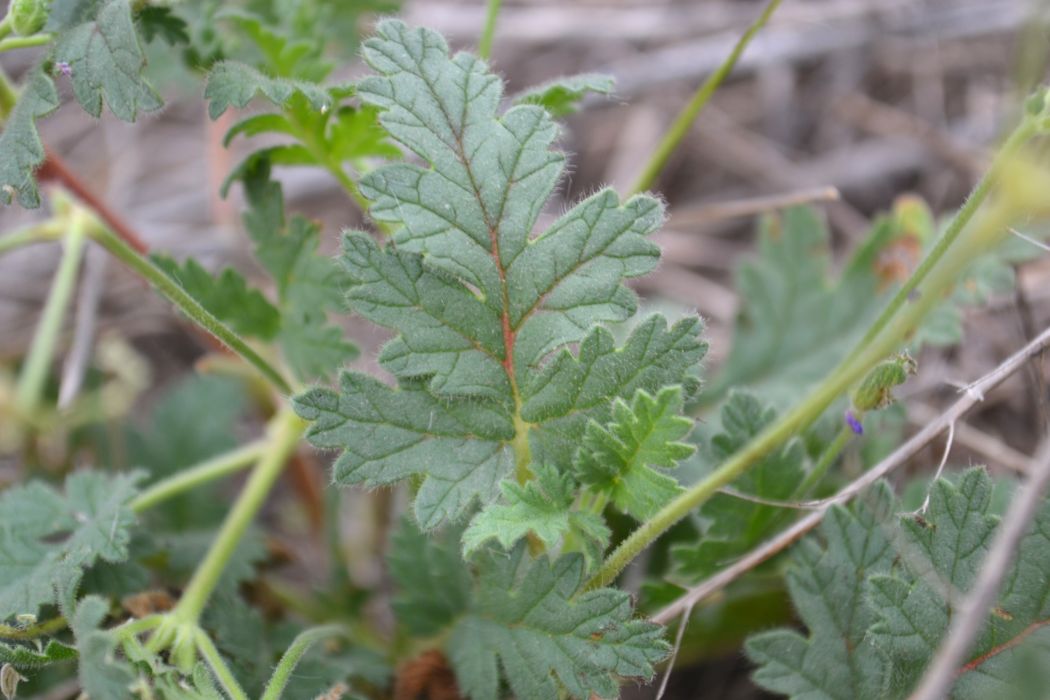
[56,61,72,77]
[845,410,864,435]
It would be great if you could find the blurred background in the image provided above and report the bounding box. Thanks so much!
[2,1,1049,696]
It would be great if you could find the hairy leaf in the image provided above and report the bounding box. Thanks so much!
[136,6,190,45]
[152,255,281,339]
[54,0,163,121]
[0,471,141,619]
[71,595,135,699]
[745,483,896,700]
[0,68,59,207]
[574,386,694,520]
[463,463,610,563]
[0,639,78,668]
[204,60,331,119]
[296,21,702,531]
[513,73,614,116]
[671,393,807,582]
[748,468,1050,699]
[448,545,670,700]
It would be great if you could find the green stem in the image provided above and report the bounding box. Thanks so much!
[15,208,88,417]
[0,220,62,256]
[0,616,67,640]
[87,220,292,394]
[130,439,269,513]
[261,625,347,700]
[170,409,305,624]
[195,628,249,700]
[793,426,852,498]
[629,0,783,195]
[477,0,502,59]
[111,614,163,641]
[850,117,1036,351]
[0,16,11,41]
[589,120,1040,589]
[0,64,17,116]
[0,33,52,52]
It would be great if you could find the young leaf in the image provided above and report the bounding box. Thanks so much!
[71,595,136,699]
[745,483,897,699]
[295,21,703,531]
[463,463,610,561]
[204,60,332,119]
[671,392,807,582]
[136,6,190,46]
[448,544,670,700]
[388,518,471,637]
[574,386,695,521]
[0,471,141,620]
[54,0,163,121]
[152,255,281,339]
[0,639,78,668]
[513,73,615,117]
[0,68,59,208]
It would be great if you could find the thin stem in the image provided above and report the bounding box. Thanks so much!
[111,614,164,641]
[15,208,88,417]
[171,409,305,624]
[88,220,292,394]
[590,130,1042,589]
[0,220,62,256]
[477,0,502,59]
[909,437,1050,700]
[652,322,1050,625]
[850,117,1036,352]
[0,616,67,640]
[793,427,853,498]
[0,33,52,52]
[629,0,783,195]
[0,16,11,40]
[261,625,347,700]
[130,439,269,513]
[195,628,249,700]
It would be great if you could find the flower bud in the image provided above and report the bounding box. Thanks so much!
[852,353,917,412]
[9,0,49,37]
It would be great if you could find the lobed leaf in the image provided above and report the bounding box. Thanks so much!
[204,60,332,119]
[0,68,59,208]
[388,518,471,637]
[574,386,695,521]
[513,73,615,117]
[54,0,163,121]
[0,471,141,620]
[448,544,670,700]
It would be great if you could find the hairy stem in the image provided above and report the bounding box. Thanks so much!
[591,118,1043,588]
[0,220,63,256]
[87,219,292,394]
[477,0,502,59]
[130,439,270,513]
[195,628,249,700]
[15,208,88,417]
[261,625,347,700]
[171,409,305,624]
[629,0,783,195]
[0,616,67,640]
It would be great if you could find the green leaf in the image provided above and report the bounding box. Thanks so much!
[54,0,163,121]
[136,6,190,45]
[745,483,896,700]
[294,373,514,529]
[513,73,615,117]
[671,392,807,582]
[152,255,281,339]
[0,67,59,208]
[463,464,610,562]
[236,160,357,381]
[388,517,471,637]
[0,639,78,668]
[574,386,694,521]
[71,595,135,699]
[448,545,670,700]
[296,21,701,531]
[204,60,332,119]
[0,471,141,619]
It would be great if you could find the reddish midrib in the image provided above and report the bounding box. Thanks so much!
[958,617,1050,675]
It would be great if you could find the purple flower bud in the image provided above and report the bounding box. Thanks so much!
[56,61,72,77]
[845,410,864,435]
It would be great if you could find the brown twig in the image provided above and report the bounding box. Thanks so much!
[653,322,1050,625]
